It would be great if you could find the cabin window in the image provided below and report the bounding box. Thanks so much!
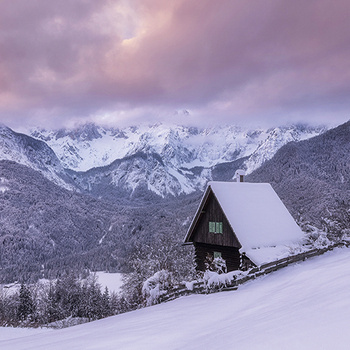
[209,221,223,234]
[213,251,222,259]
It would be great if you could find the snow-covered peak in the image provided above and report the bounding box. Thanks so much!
[26,122,328,198]
[30,122,326,173]
[244,124,326,174]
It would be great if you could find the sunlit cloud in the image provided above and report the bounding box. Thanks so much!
[0,0,349,129]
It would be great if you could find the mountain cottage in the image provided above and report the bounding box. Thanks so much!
[184,179,304,271]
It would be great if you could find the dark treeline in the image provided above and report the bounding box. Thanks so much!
[0,274,120,328]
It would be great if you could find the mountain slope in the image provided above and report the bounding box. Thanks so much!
[248,120,350,237]
[1,248,349,350]
[0,160,198,282]
[68,152,248,200]
[0,160,121,282]
[0,125,75,190]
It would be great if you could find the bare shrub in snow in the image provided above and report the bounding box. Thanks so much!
[121,232,196,310]
[205,255,227,274]
[303,224,332,248]
[142,270,173,306]
[203,270,244,290]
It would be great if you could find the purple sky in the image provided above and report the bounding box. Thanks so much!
[0,0,349,129]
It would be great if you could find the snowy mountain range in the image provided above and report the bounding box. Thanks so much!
[28,122,326,198]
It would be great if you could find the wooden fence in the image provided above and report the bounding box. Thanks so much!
[159,242,348,304]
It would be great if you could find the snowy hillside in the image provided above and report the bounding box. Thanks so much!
[1,248,349,350]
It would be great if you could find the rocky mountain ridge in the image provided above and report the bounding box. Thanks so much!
[29,122,327,198]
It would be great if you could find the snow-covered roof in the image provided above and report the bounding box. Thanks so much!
[186,181,305,266]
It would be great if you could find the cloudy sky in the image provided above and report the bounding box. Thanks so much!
[0,0,349,129]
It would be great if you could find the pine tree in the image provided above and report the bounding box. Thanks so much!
[46,282,60,323]
[101,287,112,318]
[17,283,35,322]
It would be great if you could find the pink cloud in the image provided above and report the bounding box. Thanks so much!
[0,0,350,128]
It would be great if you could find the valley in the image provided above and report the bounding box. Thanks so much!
[0,120,349,286]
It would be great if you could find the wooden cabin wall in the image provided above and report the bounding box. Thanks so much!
[194,243,241,272]
[192,192,241,248]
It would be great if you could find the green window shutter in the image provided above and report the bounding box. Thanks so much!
[215,222,223,233]
[209,222,215,233]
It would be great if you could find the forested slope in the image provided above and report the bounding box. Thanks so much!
[248,121,350,237]
[0,160,197,282]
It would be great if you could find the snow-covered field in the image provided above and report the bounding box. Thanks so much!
[1,248,350,350]
[1,273,124,297]
[94,272,124,294]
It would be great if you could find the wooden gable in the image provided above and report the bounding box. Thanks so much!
[185,187,241,249]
